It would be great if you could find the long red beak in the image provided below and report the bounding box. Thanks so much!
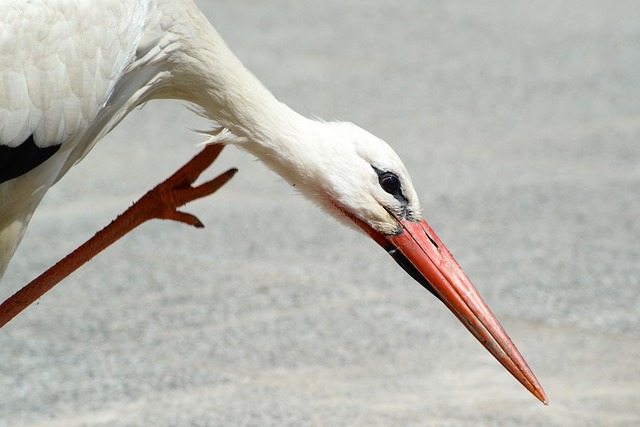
[359,216,548,404]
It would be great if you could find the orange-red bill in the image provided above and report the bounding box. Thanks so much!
[381,218,548,404]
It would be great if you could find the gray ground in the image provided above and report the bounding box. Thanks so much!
[1,1,639,426]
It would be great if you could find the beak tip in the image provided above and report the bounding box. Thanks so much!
[536,388,549,406]
[522,371,548,405]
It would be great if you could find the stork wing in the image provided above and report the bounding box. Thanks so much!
[0,0,150,181]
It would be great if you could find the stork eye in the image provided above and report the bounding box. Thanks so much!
[379,172,401,194]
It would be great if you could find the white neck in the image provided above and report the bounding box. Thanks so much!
[145,0,305,148]
[137,0,327,198]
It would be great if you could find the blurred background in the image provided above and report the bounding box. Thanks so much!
[1,1,639,425]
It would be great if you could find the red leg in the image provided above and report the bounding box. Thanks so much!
[0,144,237,328]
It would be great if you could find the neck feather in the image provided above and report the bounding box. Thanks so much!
[150,1,302,146]
[143,0,320,195]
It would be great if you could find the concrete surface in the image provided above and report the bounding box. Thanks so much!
[1,1,639,426]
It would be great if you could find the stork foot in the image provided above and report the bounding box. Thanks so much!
[131,143,237,227]
[0,144,237,328]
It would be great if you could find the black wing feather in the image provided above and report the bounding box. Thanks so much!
[0,136,61,184]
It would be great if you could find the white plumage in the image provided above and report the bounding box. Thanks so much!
[0,0,546,403]
[1,0,142,147]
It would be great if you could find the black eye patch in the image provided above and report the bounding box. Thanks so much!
[371,166,408,206]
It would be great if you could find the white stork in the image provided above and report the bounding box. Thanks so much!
[0,0,547,403]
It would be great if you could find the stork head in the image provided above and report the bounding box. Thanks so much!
[304,122,423,236]
[234,118,546,403]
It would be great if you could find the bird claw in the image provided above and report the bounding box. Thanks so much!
[164,210,205,228]
[145,144,237,226]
